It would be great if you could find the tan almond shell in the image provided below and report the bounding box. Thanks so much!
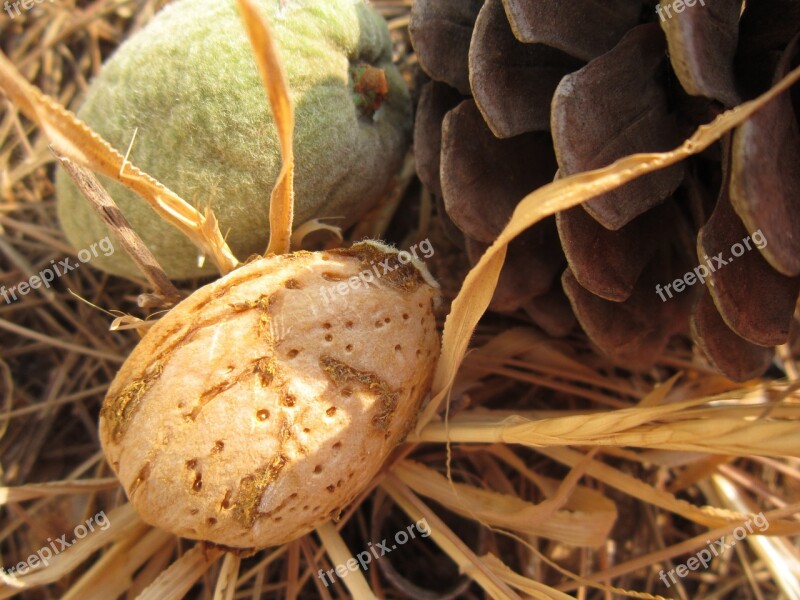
[99,243,440,548]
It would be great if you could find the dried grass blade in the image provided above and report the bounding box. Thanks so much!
[0,51,239,275]
[212,552,241,600]
[315,522,377,600]
[0,503,141,596]
[136,544,223,600]
[557,503,800,594]
[63,526,171,600]
[382,474,522,600]
[478,554,578,600]
[416,408,800,458]
[418,247,506,429]
[420,63,800,431]
[236,0,295,256]
[0,478,118,504]
[712,475,800,598]
[394,460,615,547]
[539,446,800,535]
[53,151,182,304]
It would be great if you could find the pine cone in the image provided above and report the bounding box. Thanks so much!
[410,0,800,380]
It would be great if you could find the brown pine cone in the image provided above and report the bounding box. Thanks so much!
[410,0,800,380]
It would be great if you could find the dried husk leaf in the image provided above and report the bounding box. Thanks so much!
[316,522,377,600]
[469,0,584,137]
[135,544,223,600]
[461,327,596,385]
[478,553,577,600]
[539,445,800,534]
[502,0,641,61]
[0,478,117,504]
[235,0,295,256]
[0,504,142,595]
[551,24,685,230]
[63,527,173,600]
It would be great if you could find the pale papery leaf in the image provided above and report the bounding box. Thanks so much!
[290,219,343,248]
[555,502,800,596]
[393,460,616,547]
[235,0,295,256]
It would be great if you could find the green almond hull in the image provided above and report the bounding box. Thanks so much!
[56,0,411,279]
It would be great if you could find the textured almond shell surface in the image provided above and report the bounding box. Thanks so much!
[99,245,440,548]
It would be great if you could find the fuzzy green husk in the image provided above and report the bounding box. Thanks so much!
[56,0,411,279]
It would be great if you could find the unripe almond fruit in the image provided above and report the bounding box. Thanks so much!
[55,0,412,280]
[99,241,440,548]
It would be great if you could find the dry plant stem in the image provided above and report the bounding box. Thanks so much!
[414,407,800,457]
[0,51,240,275]
[418,63,800,432]
[52,149,183,306]
[212,552,241,600]
[393,458,615,547]
[0,319,124,363]
[62,525,171,600]
[0,503,141,596]
[136,544,223,600]
[382,473,523,600]
[711,475,800,599]
[0,478,118,503]
[556,503,800,594]
[315,521,378,600]
[235,0,295,256]
[539,446,800,535]
[476,554,575,600]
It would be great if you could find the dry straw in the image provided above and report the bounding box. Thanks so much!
[1,0,799,598]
